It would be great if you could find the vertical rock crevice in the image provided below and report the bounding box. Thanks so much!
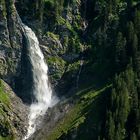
[5,0,15,48]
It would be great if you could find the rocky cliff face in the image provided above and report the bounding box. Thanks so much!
[0,0,88,137]
[2,0,139,140]
[15,0,86,95]
[0,0,87,139]
[0,0,86,98]
[0,0,37,104]
[0,0,23,83]
[0,79,28,140]
[0,0,28,139]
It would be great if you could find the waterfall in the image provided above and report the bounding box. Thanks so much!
[22,25,57,140]
[76,60,84,89]
[76,46,84,89]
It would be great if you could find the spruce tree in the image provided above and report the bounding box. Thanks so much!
[130,132,137,140]
[115,32,127,70]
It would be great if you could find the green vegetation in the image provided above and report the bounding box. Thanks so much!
[0,80,14,140]
[0,0,6,17]
[1,0,140,140]
[45,0,140,139]
[0,80,10,108]
[47,32,60,40]
[0,136,13,140]
[47,56,66,80]
[42,1,140,139]
[47,85,111,140]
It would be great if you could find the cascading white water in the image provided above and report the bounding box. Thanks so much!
[22,25,57,140]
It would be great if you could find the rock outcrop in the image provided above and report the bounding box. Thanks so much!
[0,0,23,85]
[0,0,28,139]
[0,79,28,140]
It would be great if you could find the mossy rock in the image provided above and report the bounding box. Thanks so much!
[0,80,14,139]
[0,0,6,18]
[47,56,66,80]
[0,79,28,140]
[47,32,60,41]
[0,57,8,76]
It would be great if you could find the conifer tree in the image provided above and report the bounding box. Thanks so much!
[115,32,127,70]
[130,133,137,140]
[126,0,133,8]
[134,9,140,35]
[127,22,135,43]
[105,111,115,140]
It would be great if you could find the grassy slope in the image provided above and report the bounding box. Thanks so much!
[0,80,14,140]
[47,84,111,140]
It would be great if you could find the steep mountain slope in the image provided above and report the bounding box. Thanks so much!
[22,0,140,140]
[0,79,28,140]
[0,0,23,82]
[0,0,140,140]
[0,0,28,139]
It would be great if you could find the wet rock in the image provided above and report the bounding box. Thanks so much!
[29,99,73,140]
